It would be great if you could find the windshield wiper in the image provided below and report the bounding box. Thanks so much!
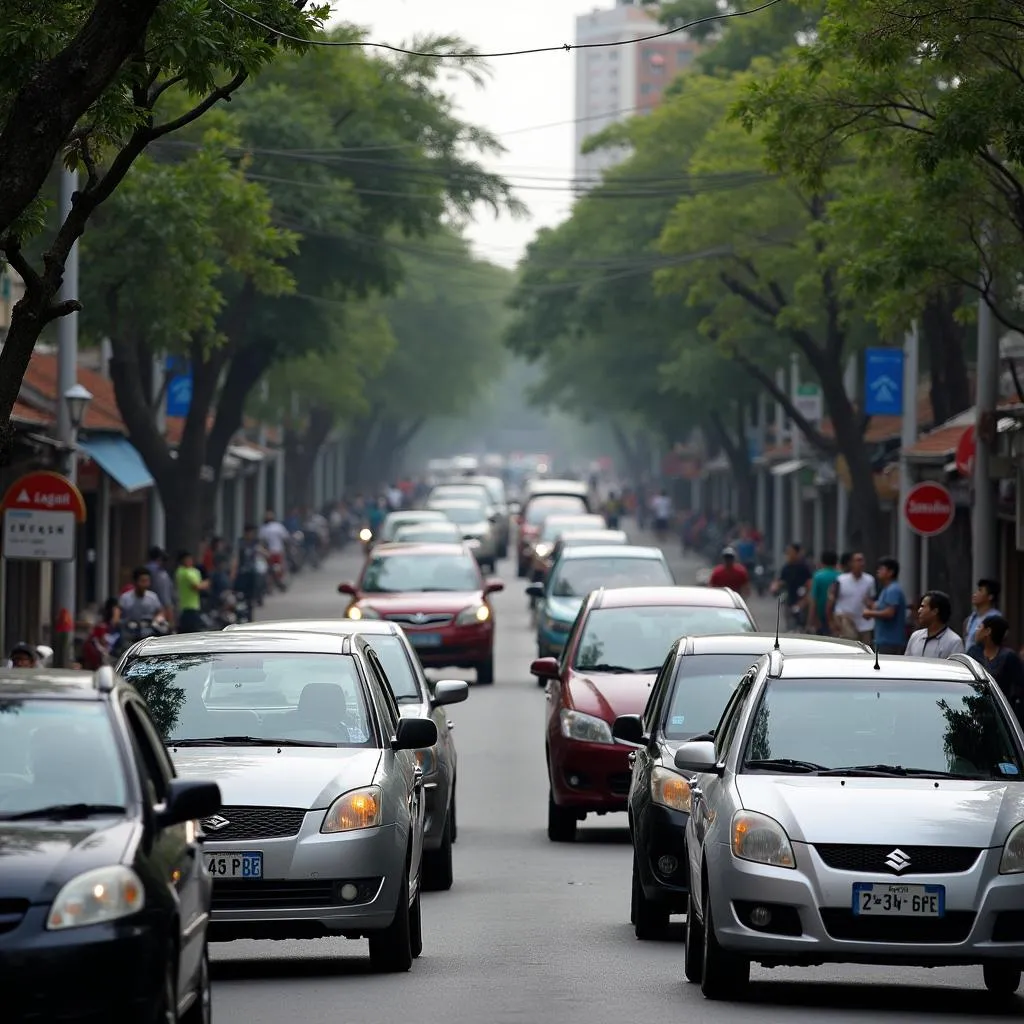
[744,758,826,774]
[1,803,126,822]
[577,663,634,674]
[171,736,337,748]
[820,764,981,779]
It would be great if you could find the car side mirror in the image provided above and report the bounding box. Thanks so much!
[612,714,646,746]
[159,779,221,829]
[525,583,545,599]
[484,579,504,595]
[393,716,438,751]
[530,656,560,680]
[674,740,723,776]
[337,582,357,596]
[432,679,469,707]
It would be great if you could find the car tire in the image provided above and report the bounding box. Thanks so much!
[547,788,577,842]
[423,811,454,891]
[410,885,423,959]
[631,853,669,939]
[368,869,413,973]
[181,943,212,1024]
[983,963,1021,995]
[476,658,495,685]
[684,890,704,983]
[700,889,749,999]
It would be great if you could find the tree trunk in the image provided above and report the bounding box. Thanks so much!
[706,407,755,524]
[0,290,52,464]
[160,463,211,557]
[283,407,334,508]
[368,420,400,489]
[921,289,972,424]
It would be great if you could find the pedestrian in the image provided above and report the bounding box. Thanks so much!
[708,546,751,596]
[118,567,167,623]
[863,556,908,654]
[829,552,875,643]
[964,578,1002,648]
[807,550,840,636]
[771,542,813,631]
[235,523,260,614]
[81,598,121,668]
[651,489,672,539]
[905,590,965,658]
[175,550,209,633]
[146,546,176,628]
[967,614,1024,723]
[8,642,39,668]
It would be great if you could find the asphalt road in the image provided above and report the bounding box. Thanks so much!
[210,540,1016,1023]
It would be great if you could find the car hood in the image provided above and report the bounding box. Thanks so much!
[545,596,582,623]
[567,671,658,723]
[357,592,483,614]
[173,747,382,810]
[0,819,137,902]
[735,776,1024,848]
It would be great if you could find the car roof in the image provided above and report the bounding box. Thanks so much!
[228,618,400,637]
[427,497,485,508]
[372,542,472,557]
[770,652,982,681]
[560,529,627,542]
[0,668,107,699]
[395,522,461,533]
[526,478,587,494]
[594,585,741,609]
[559,544,665,561]
[385,509,444,520]
[683,632,871,655]
[129,630,353,656]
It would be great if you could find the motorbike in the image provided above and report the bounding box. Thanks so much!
[116,617,170,656]
[207,590,251,628]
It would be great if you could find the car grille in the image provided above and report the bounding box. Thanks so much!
[819,908,975,943]
[608,773,632,796]
[212,877,383,911]
[0,898,28,935]
[814,844,981,875]
[203,806,307,841]
[385,613,454,627]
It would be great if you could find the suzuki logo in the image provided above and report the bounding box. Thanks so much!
[202,815,230,832]
[884,848,911,873]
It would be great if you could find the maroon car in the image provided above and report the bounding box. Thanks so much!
[339,542,503,684]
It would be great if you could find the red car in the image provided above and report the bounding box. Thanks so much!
[532,585,755,842]
[339,542,504,684]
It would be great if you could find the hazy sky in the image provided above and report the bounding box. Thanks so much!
[334,0,594,268]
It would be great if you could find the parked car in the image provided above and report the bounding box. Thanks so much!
[0,666,221,1022]
[226,618,468,890]
[532,586,755,842]
[613,632,871,938]
[118,630,437,972]
[426,498,499,572]
[340,542,504,685]
[679,651,1024,999]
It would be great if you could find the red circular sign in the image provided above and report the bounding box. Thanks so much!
[904,481,955,537]
[955,425,976,478]
[0,470,87,521]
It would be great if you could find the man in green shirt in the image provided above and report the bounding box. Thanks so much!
[175,550,209,633]
[807,550,840,636]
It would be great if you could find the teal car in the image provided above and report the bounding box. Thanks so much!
[526,545,675,661]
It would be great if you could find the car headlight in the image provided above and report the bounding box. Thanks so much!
[1000,821,1024,873]
[456,604,490,625]
[47,866,145,930]
[534,543,552,558]
[322,786,382,833]
[415,748,438,775]
[346,605,380,620]
[359,528,372,541]
[559,708,613,744]
[731,810,796,869]
[651,766,692,813]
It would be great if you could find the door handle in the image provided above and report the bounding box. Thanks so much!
[447,719,455,731]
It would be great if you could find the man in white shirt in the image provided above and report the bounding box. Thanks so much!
[650,490,672,536]
[905,590,965,658]
[259,510,291,583]
[828,551,875,642]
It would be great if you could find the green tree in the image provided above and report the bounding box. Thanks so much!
[0,0,324,458]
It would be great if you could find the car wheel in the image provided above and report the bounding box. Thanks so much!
[368,868,413,972]
[181,943,212,1024]
[632,853,669,940]
[684,889,704,983]
[410,885,423,959]
[476,658,494,685]
[547,788,577,842]
[983,963,1021,995]
[700,888,749,999]
[423,810,454,891]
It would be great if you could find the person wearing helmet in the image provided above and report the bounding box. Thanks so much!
[9,643,39,668]
[708,546,751,597]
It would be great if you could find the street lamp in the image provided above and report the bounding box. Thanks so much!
[63,383,93,433]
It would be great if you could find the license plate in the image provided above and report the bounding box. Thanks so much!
[203,852,263,879]
[408,632,442,647]
[852,882,944,917]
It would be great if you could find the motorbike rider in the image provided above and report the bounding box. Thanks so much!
[145,546,176,628]
[81,598,121,668]
[118,566,168,625]
[8,642,39,668]
[175,550,210,633]
[235,523,261,614]
[258,509,290,588]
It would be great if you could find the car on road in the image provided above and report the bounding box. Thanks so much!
[118,630,437,973]
[678,651,1024,999]
[546,528,628,573]
[226,618,468,891]
[427,497,499,572]
[613,632,872,938]
[528,513,608,581]
[0,666,221,1022]
[532,586,755,842]
[339,542,504,684]
[453,474,512,558]
[377,509,449,545]
[517,488,592,577]
[527,545,676,660]
[393,520,464,545]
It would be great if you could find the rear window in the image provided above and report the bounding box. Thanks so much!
[662,653,763,739]
[525,497,586,524]
[550,556,673,597]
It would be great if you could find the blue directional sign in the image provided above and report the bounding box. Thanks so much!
[165,356,193,418]
[864,348,904,416]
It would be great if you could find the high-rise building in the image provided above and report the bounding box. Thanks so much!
[573,0,697,184]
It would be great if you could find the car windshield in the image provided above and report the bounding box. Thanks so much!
[432,503,487,526]
[394,525,461,543]
[431,487,488,505]
[741,678,1024,780]
[525,497,586,525]
[662,653,764,739]
[541,516,603,543]
[365,635,421,701]
[122,652,376,747]
[574,609,754,674]
[551,556,673,597]
[362,552,480,593]
[0,700,127,819]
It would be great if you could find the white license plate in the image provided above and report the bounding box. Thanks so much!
[852,882,944,917]
[203,852,263,879]
[409,632,442,647]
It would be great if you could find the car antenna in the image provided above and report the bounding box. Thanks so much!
[873,636,881,671]
[773,594,782,650]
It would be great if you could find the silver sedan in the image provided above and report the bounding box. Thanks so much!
[679,651,1024,1000]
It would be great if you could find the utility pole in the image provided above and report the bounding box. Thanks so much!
[150,356,166,549]
[836,358,856,552]
[897,322,920,592]
[754,396,767,534]
[974,291,1000,580]
[790,354,804,545]
[772,367,786,571]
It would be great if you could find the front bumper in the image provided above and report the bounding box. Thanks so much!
[205,818,407,941]
[549,737,632,812]
[707,842,1024,967]
[634,803,691,909]
[410,623,494,668]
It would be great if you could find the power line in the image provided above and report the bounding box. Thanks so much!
[215,0,786,58]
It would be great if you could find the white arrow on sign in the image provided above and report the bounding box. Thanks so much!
[870,374,898,404]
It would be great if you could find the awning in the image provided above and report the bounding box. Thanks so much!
[228,444,265,463]
[770,458,809,478]
[78,436,154,493]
